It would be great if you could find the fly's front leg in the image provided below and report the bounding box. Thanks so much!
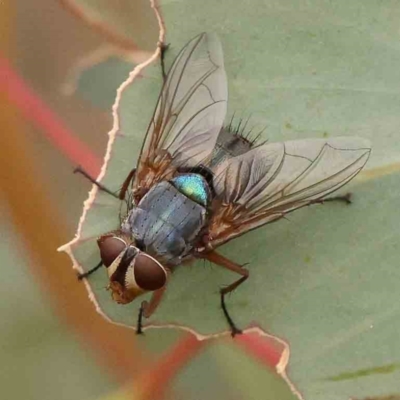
[203,251,249,337]
[77,260,103,280]
[136,270,170,334]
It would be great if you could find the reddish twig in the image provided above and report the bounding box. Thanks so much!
[0,55,101,176]
[59,0,139,53]
[132,333,205,400]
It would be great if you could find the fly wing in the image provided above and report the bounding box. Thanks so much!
[133,33,227,193]
[208,137,371,247]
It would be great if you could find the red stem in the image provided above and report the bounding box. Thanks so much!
[0,55,101,176]
[136,334,205,400]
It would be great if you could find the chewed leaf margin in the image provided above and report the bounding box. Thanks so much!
[55,1,303,396]
[57,0,166,323]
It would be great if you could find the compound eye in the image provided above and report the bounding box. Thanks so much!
[134,253,167,291]
[97,236,127,267]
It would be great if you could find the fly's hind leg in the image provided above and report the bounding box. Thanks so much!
[221,275,249,337]
[310,192,352,206]
[203,251,249,337]
[159,42,169,81]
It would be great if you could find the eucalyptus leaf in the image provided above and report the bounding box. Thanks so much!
[77,57,134,108]
[172,340,298,400]
[59,1,400,399]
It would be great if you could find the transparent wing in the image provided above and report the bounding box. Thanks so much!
[134,33,227,192]
[209,137,371,247]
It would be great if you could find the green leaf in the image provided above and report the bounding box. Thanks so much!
[76,57,134,108]
[59,1,400,399]
[172,339,298,400]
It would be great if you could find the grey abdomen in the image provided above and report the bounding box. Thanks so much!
[125,181,206,264]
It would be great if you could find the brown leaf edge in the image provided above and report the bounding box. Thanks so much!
[57,0,165,322]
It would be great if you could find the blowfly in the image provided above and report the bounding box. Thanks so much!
[74,33,371,336]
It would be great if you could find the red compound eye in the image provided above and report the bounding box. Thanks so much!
[97,236,127,267]
[134,253,167,291]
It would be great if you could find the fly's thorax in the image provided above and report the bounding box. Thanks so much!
[125,180,209,264]
[97,234,168,304]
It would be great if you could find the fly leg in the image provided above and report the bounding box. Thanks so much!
[203,251,249,337]
[77,260,103,280]
[310,192,352,206]
[136,270,170,334]
[160,42,169,81]
[74,166,119,198]
[74,166,136,201]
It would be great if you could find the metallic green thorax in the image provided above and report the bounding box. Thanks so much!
[170,174,211,207]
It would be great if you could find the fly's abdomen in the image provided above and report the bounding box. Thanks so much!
[170,173,211,207]
[209,127,254,169]
[126,179,208,263]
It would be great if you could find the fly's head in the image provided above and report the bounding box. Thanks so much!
[97,233,168,304]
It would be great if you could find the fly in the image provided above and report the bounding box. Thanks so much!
[73,33,371,336]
